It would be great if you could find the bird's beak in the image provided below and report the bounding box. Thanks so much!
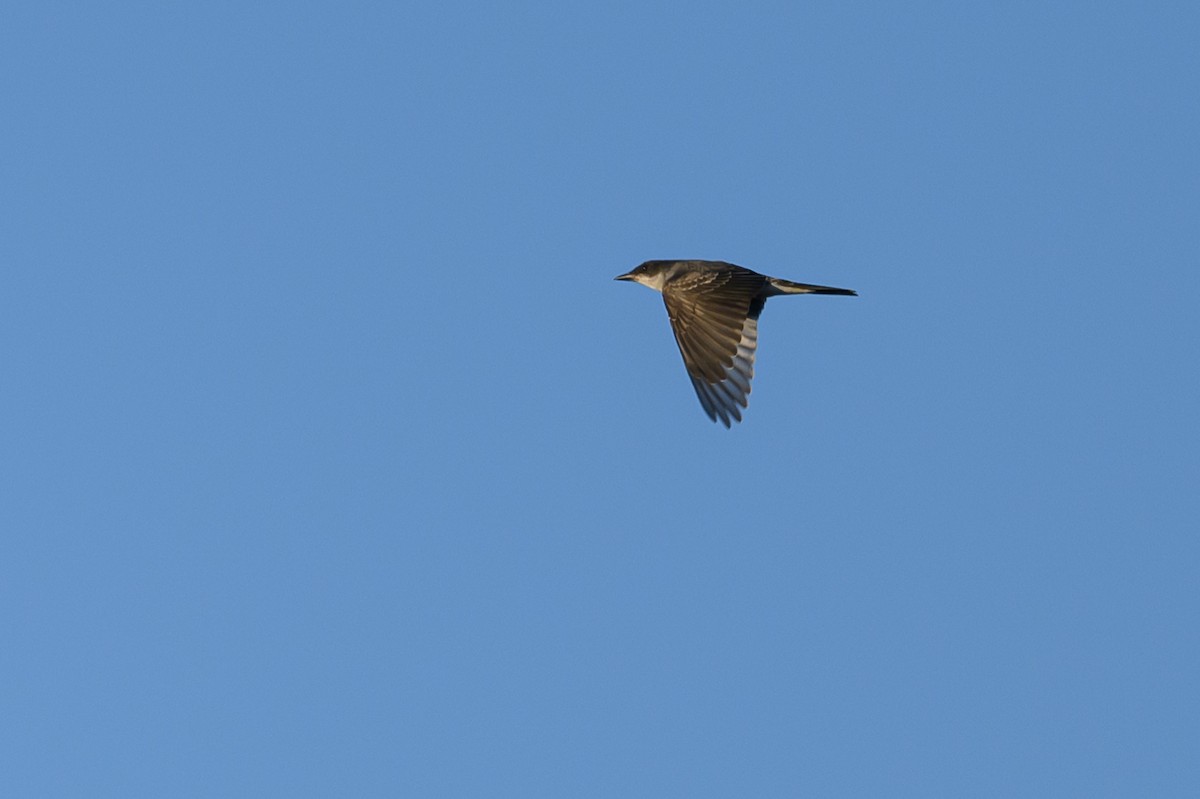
[614,271,635,281]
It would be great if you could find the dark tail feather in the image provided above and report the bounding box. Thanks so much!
[768,277,857,296]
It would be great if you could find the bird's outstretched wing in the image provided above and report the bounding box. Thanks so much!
[661,267,766,427]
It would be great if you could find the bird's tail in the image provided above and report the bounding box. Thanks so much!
[767,277,857,296]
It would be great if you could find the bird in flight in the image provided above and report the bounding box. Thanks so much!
[615,260,856,427]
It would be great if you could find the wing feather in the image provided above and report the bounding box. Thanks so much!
[662,265,766,426]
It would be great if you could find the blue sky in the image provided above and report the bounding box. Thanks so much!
[3,2,1198,795]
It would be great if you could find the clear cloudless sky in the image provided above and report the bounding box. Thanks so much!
[3,2,1198,796]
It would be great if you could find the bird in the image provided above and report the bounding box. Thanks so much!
[614,259,856,427]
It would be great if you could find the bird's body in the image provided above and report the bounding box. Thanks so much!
[615,260,856,427]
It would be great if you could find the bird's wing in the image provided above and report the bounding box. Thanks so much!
[662,269,766,427]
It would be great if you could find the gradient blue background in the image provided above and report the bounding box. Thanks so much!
[4,2,1198,795]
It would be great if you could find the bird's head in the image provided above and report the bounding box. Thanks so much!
[614,261,670,292]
